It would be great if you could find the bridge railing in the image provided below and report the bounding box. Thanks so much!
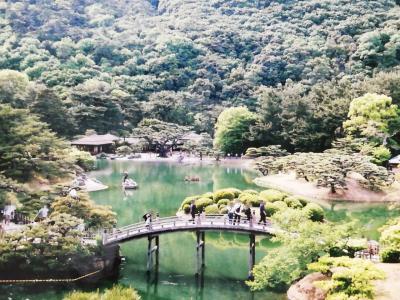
[103,214,274,244]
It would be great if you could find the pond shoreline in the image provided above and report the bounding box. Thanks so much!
[254,172,400,204]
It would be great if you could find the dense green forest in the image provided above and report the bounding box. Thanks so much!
[1,0,400,152]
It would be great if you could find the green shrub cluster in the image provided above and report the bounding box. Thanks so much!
[213,190,235,201]
[195,198,214,211]
[64,285,141,300]
[379,218,400,263]
[217,199,231,207]
[303,203,325,222]
[178,187,324,221]
[259,190,287,202]
[205,204,220,214]
[308,256,385,300]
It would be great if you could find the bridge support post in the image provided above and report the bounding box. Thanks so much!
[147,235,159,272]
[196,231,205,274]
[248,234,256,280]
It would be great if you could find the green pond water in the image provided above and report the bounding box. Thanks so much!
[3,160,399,300]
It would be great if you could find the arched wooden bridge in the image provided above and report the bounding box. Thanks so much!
[102,215,276,278]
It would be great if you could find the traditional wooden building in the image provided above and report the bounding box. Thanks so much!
[71,134,119,154]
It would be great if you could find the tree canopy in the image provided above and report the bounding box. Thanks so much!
[214,107,257,154]
[0,0,400,151]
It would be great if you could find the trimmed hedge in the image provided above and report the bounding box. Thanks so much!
[219,205,229,214]
[205,204,220,214]
[264,202,280,217]
[259,190,287,202]
[239,193,261,207]
[379,222,400,263]
[217,199,231,207]
[201,192,214,199]
[180,196,200,209]
[303,203,324,222]
[284,196,303,209]
[183,204,190,213]
[195,198,214,211]
[274,201,288,210]
[242,189,259,195]
[213,189,236,201]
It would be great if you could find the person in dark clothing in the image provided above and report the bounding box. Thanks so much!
[233,200,242,225]
[190,200,197,224]
[244,205,252,222]
[123,171,129,182]
[259,201,267,225]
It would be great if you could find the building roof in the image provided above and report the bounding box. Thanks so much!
[71,134,119,146]
[389,155,400,164]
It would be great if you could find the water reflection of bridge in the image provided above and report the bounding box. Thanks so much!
[103,215,276,278]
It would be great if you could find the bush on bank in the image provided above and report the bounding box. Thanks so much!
[379,218,400,263]
[178,188,324,221]
[64,285,141,300]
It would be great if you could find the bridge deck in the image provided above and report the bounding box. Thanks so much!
[103,215,276,245]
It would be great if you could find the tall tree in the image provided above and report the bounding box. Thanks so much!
[132,118,190,157]
[214,107,257,154]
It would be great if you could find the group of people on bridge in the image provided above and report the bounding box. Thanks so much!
[189,200,269,226]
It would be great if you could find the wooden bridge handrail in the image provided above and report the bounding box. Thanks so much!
[103,215,274,245]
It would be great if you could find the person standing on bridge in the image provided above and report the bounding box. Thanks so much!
[244,204,252,224]
[233,200,242,225]
[259,201,267,225]
[227,202,234,224]
[143,212,152,230]
[190,200,197,224]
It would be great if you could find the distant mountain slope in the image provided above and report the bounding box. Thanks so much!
[0,0,399,141]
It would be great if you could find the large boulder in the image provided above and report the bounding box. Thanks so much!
[287,272,327,300]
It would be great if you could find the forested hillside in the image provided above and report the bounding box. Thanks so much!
[1,0,400,151]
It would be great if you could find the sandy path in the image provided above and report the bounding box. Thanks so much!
[375,263,400,300]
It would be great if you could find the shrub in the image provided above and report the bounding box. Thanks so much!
[195,197,214,211]
[259,190,287,202]
[183,204,190,214]
[303,203,324,222]
[205,204,219,214]
[264,202,280,217]
[180,196,200,209]
[379,221,400,263]
[308,256,385,300]
[201,192,214,199]
[213,189,235,201]
[217,199,231,207]
[70,148,95,171]
[227,188,242,197]
[219,206,228,214]
[64,285,141,300]
[284,196,303,209]
[242,189,259,195]
[274,201,288,211]
[116,145,133,156]
[239,193,261,207]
